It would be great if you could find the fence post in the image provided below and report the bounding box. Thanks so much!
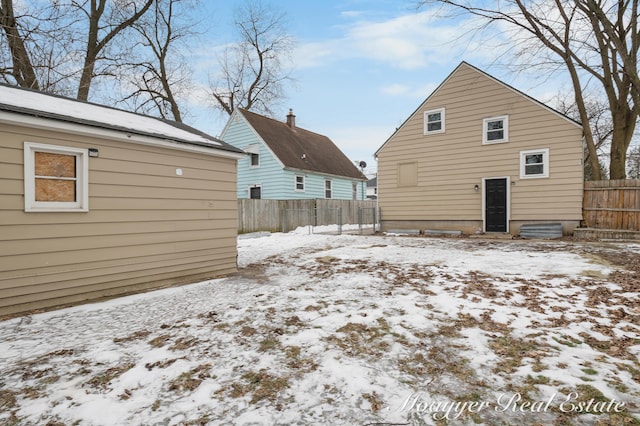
[374,207,378,233]
[358,207,362,234]
[338,207,343,235]
[281,208,286,233]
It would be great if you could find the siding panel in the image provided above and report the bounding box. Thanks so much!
[0,122,238,316]
[377,63,583,231]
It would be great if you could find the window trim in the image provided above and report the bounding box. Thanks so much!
[24,142,89,212]
[324,179,332,199]
[520,148,550,179]
[482,115,509,145]
[294,175,305,192]
[424,108,445,135]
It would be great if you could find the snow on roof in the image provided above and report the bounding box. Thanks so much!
[0,84,239,153]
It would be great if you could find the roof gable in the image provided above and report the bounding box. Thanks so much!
[375,61,582,157]
[0,84,242,155]
[238,108,366,180]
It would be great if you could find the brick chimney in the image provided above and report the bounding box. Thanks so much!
[286,108,296,130]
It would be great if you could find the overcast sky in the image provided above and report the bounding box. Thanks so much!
[185,0,565,175]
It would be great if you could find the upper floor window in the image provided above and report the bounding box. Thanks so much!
[24,142,89,212]
[520,148,549,178]
[295,175,305,191]
[424,108,445,135]
[483,115,509,144]
[325,180,332,199]
[250,153,260,167]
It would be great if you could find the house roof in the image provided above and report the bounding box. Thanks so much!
[238,108,366,180]
[375,61,583,157]
[367,177,377,188]
[0,83,243,156]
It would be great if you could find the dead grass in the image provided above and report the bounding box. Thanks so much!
[326,318,394,358]
[148,334,172,348]
[168,364,211,394]
[0,387,17,411]
[169,337,200,351]
[284,346,318,374]
[362,391,384,412]
[144,358,181,371]
[113,329,151,344]
[489,335,548,374]
[85,362,135,390]
[228,369,289,404]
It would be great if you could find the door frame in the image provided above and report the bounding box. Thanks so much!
[482,176,510,233]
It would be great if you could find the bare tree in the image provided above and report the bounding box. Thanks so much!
[554,91,612,179]
[209,0,294,116]
[418,0,640,180]
[0,0,155,101]
[121,0,198,122]
[0,0,39,89]
[74,0,154,101]
[1,1,87,95]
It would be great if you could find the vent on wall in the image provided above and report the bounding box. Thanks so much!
[520,223,563,239]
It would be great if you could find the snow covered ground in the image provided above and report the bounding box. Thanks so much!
[1,229,639,425]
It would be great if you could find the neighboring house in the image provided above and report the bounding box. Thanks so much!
[0,84,244,317]
[367,176,377,199]
[220,108,367,200]
[375,62,584,235]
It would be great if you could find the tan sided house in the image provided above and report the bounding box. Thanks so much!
[0,84,244,317]
[375,62,584,236]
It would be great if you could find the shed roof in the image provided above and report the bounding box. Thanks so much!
[239,108,366,180]
[0,83,242,155]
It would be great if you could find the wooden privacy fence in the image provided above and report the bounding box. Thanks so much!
[583,179,640,231]
[237,199,378,233]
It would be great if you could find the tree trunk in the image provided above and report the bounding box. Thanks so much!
[609,106,636,179]
[0,0,39,89]
[76,0,154,101]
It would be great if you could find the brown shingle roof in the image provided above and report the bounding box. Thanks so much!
[239,108,366,180]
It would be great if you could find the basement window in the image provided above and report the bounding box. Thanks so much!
[24,142,89,212]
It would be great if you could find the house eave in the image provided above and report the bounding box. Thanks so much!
[283,166,367,181]
[0,110,245,160]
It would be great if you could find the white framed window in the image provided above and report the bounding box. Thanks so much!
[324,179,332,199]
[250,153,260,167]
[483,115,509,144]
[24,142,89,212]
[352,182,358,200]
[424,108,445,135]
[520,148,549,178]
[295,175,305,191]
